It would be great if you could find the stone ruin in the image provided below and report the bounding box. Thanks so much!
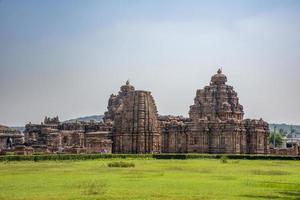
[23,119,113,154]
[0,124,24,154]
[44,116,60,124]
[0,70,274,155]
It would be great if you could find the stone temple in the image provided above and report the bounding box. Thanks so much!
[166,69,269,154]
[0,70,270,155]
[105,81,161,153]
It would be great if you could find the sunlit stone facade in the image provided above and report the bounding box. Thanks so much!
[1,69,269,155]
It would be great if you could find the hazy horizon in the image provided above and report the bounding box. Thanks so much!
[1,0,300,126]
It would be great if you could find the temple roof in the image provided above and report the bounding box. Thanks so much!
[211,68,227,85]
[120,80,135,93]
[189,69,244,121]
[0,124,8,131]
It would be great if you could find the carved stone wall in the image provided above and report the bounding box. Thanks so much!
[24,120,113,154]
[0,125,24,150]
[112,82,161,153]
[161,69,269,154]
[189,69,243,121]
[85,132,112,153]
[159,116,189,153]
[244,119,269,154]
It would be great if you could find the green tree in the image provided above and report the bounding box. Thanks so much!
[269,132,283,147]
[279,128,287,136]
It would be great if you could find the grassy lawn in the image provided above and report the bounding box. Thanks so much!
[0,158,300,200]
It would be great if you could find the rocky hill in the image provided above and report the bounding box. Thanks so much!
[64,115,104,123]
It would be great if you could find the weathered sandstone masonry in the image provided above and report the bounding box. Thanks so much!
[0,69,271,155]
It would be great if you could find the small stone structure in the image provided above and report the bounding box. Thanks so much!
[269,145,299,155]
[0,124,24,153]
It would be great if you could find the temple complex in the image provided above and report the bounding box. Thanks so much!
[0,69,271,155]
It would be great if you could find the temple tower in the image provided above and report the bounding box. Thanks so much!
[189,69,244,121]
[107,81,161,153]
[103,80,135,122]
[188,69,246,153]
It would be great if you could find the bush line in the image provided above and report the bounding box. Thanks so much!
[0,153,299,162]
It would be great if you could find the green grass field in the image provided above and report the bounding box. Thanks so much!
[0,158,300,200]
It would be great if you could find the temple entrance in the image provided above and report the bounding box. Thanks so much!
[6,137,13,149]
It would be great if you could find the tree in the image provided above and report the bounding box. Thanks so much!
[268,132,283,148]
[279,128,287,136]
[290,126,296,137]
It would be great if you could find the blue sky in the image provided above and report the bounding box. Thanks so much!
[1,0,300,126]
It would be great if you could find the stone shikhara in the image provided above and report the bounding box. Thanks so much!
[0,69,270,154]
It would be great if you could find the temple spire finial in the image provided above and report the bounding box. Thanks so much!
[126,79,130,85]
[217,68,222,74]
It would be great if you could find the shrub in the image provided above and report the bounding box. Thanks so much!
[220,155,228,163]
[107,161,135,168]
[0,153,299,162]
[153,154,187,159]
[33,156,39,162]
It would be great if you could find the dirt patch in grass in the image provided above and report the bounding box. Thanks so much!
[79,181,107,196]
[164,166,212,174]
[197,168,213,173]
[213,175,237,181]
[122,171,146,179]
[165,166,185,171]
[251,169,290,176]
[239,194,282,199]
[260,181,300,187]
[278,190,300,199]
[242,190,300,200]
[122,170,164,179]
